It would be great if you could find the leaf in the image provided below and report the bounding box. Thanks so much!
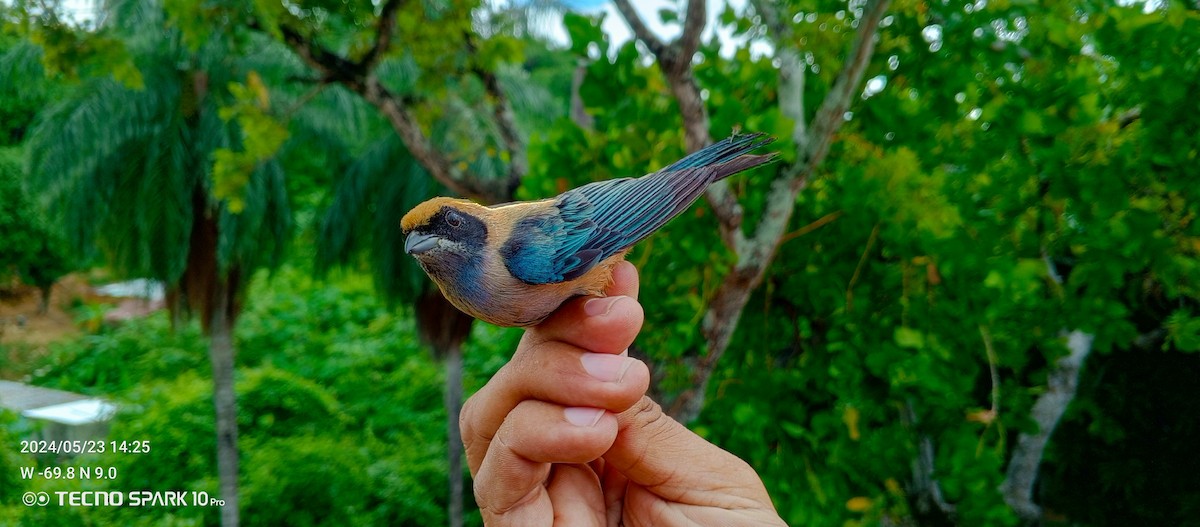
[846,496,873,512]
[842,406,861,441]
[984,270,1004,289]
[966,409,997,424]
[720,4,738,26]
[1166,310,1200,352]
[1019,111,1045,134]
[211,148,252,213]
[895,327,925,349]
[563,12,606,56]
[658,8,678,24]
[781,421,807,439]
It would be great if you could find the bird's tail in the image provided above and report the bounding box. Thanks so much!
[662,132,778,180]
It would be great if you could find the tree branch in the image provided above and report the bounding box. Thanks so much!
[615,0,889,422]
[906,401,958,520]
[754,0,810,154]
[751,0,787,38]
[797,0,888,178]
[569,60,594,130]
[1002,330,1093,522]
[669,0,892,422]
[465,32,528,197]
[615,0,710,152]
[677,0,706,69]
[1000,253,1095,522]
[612,0,668,58]
[779,210,843,245]
[704,180,747,250]
[364,80,484,199]
[613,0,734,244]
[273,22,367,85]
[356,0,405,71]
[264,17,503,202]
[980,324,1001,420]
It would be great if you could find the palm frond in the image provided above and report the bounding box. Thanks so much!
[0,41,47,103]
[316,133,436,303]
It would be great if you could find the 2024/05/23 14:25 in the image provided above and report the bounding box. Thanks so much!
[19,440,151,455]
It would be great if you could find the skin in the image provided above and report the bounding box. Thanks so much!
[460,261,787,526]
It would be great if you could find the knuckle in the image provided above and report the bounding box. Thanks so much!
[625,396,671,434]
[458,397,477,440]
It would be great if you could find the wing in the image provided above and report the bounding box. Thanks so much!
[501,134,776,285]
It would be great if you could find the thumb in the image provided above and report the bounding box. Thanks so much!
[603,397,776,507]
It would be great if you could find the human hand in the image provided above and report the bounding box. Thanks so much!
[460,261,786,526]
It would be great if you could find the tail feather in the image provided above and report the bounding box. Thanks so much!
[708,153,778,182]
[662,132,776,173]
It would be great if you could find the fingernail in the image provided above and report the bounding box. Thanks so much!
[581,352,633,383]
[564,407,605,427]
[584,296,624,317]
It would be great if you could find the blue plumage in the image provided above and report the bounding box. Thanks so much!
[401,132,776,326]
[500,133,776,285]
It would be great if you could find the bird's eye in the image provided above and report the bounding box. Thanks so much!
[446,211,463,228]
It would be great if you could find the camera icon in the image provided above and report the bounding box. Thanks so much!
[22,492,50,506]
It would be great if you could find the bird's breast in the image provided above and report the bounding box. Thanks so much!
[436,250,625,327]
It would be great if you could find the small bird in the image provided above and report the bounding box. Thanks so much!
[401,132,776,327]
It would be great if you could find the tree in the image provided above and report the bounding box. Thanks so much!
[0,29,61,294]
[224,3,563,524]
[21,1,296,524]
[18,228,72,315]
[610,0,891,422]
[530,1,1200,524]
[0,151,39,289]
[13,0,1197,525]
[0,150,69,309]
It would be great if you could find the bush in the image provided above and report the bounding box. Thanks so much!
[0,147,71,302]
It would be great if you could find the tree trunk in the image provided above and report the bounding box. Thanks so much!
[570,61,593,130]
[416,290,474,527]
[1001,330,1093,522]
[444,341,464,527]
[209,277,240,527]
[37,284,51,315]
[618,0,892,423]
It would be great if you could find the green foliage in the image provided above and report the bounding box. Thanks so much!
[524,1,1200,525]
[214,72,290,213]
[314,134,438,302]
[4,0,1199,525]
[6,265,505,525]
[0,149,41,281]
[23,0,294,283]
[0,148,71,289]
[0,36,59,145]
[563,12,606,56]
[32,316,207,394]
[241,435,369,526]
[0,411,30,503]
[24,12,142,88]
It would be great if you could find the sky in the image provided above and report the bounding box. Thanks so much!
[49,0,768,57]
[499,0,771,58]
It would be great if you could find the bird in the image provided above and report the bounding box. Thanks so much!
[401,132,776,327]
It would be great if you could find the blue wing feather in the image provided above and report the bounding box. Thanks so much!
[501,133,775,285]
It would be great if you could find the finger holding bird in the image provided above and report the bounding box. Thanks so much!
[401,132,777,327]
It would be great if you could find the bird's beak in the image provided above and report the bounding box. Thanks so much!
[404,232,441,255]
